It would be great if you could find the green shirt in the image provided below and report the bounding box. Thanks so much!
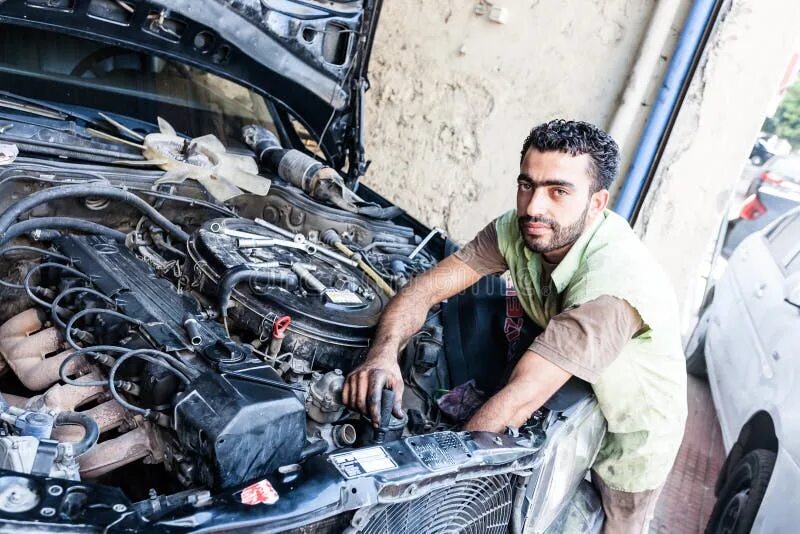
[495,208,687,492]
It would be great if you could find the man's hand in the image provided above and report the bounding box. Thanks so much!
[342,255,483,427]
[342,350,404,427]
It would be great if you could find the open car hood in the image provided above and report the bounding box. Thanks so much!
[0,0,382,179]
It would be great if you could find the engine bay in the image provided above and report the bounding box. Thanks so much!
[0,134,449,510]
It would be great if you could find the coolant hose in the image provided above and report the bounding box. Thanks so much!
[55,411,99,456]
[0,185,189,243]
[218,267,300,319]
[299,439,328,461]
[0,217,127,247]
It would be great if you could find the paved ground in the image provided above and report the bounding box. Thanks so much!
[650,375,726,533]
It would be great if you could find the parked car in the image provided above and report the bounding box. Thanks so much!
[722,184,800,257]
[744,153,800,197]
[0,1,606,532]
[748,136,775,167]
[685,206,800,533]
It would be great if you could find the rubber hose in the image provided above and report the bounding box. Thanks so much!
[55,411,99,456]
[299,439,328,461]
[0,217,126,247]
[0,185,189,243]
[218,267,299,319]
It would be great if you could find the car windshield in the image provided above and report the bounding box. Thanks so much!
[0,24,276,148]
[767,156,800,181]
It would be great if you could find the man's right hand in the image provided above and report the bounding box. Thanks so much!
[341,255,483,427]
[342,351,405,427]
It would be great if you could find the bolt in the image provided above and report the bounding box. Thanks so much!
[47,486,63,497]
[113,503,127,513]
[40,507,55,517]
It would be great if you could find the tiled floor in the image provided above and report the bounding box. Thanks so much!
[650,375,726,533]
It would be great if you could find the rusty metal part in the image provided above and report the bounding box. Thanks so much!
[79,422,164,479]
[0,309,93,391]
[2,393,28,408]
[27,372,105,412]
[51,401,128,443]
[0,308,44,374]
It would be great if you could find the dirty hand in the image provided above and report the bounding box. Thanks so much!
[342,352,405,427]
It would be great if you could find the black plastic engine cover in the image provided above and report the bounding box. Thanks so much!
[52,235,305,489]
[174,365,305,489]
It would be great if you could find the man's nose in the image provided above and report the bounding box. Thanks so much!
[524,189,550,217]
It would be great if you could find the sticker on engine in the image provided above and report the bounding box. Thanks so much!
[240,479,279,505]
[329,446,397,479]
[324,289,362,305]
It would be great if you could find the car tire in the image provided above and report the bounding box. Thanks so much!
[705,449,776,534]
[750,154,764,166]
[685,303,712,378]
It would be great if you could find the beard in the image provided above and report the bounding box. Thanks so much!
[518,205,589,254]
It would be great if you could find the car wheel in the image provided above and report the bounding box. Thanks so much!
[706,449,776,534]
[685,301,712,377]
[749,154,764,166]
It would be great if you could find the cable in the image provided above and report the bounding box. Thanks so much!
[51,287,116,329]
[108,349,191,418]
[23,262,89,308]
[1,217,127,247]
[64,308,143,351]
[58,345,128,387]
[0,184,189,243]
[0,245,70,289]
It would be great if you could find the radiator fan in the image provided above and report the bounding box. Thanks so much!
[347,475,514,534]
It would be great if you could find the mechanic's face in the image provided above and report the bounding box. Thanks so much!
[516,149,609,262]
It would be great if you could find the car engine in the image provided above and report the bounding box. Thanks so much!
[0,145,442,501]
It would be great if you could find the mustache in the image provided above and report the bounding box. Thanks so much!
[518,215,556,227]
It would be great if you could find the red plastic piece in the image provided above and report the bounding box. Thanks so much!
[272,316,291,339]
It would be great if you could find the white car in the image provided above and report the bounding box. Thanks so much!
[685,206,800,533]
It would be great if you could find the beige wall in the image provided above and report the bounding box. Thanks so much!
[362,0,681,243]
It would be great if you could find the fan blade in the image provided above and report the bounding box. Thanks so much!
[155,168,191,185]
[157,117,177,137]
[195,174,244,202]
[218,167,270,196]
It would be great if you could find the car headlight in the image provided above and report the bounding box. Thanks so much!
[518,398,606,533]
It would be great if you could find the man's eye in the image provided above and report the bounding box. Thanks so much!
[554,188,568,197]
[518,182,532,191]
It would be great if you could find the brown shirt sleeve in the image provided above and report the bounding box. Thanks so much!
[452,220,508,275]
[529,295,644,383]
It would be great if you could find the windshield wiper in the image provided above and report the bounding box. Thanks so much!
[0,90,109,131]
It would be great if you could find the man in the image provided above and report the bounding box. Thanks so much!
[342,119,687,533]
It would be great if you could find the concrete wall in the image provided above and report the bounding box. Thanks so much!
[361,0,685,243]
[636,0,800,321]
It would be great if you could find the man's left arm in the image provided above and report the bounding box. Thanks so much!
[465,295,644,432]
[465,350,571,432]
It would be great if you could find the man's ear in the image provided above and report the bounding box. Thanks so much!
[590,189,609,215]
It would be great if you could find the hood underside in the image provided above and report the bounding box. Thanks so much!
[0,0,381,176]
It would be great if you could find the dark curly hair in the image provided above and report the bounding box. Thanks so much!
[520,119,619,192]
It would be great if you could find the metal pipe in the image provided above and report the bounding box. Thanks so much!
[78,423,163,479]
[613,0,721,222]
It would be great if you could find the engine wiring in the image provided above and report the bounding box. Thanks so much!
[0,245,70,289]
[23,261,90,308]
